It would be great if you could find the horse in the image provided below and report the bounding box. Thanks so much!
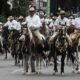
[65,25,75,64]
[68,32,80,73]
[0,33,3,55]
[50,26,69,75]
[2,26,10,59]
[19,27,36,73]
[8,29,20,65]
[32,22,50,73]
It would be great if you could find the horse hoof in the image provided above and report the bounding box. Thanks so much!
[22,72,26,75]
[37,72,40,74]
[36,71,41,75]
[61,72,64,76]
[77,70,80,74]
[72,69,77,73]
[53,72,58,75]
[72,70,75,73]
[4,57,7,60]
[26,72,31,75]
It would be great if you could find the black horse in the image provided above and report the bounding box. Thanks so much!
[51,27,69,75]
[8,29,20,65]
[2,26,10,59]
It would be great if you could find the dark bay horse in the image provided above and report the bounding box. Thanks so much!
[32,24,50,73]
[2,26,10,59]
[8,29,20,65]
[50,26,69,75]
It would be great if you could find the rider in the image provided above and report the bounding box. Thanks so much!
[23,7,45,46]
[4,16,21,38]
[17,16,24,34]
[49,16,57,36]
[49,10,72,45]
[72,14,80,32]
[69,15,75,26]
[4,16,17,31]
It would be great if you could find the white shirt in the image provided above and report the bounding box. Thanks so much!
[69,19,75,25]
[45,18,49,25]
[55,17,69,27]
[24,14,42,28]
[17,22,21,31]
[4,20,18,30]
[49,20,56,28]
[41,18,45,23]
[74,18,80,28]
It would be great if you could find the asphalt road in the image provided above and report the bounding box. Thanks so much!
[0,54,80,80]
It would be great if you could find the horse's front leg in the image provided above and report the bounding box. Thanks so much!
[76,46,80,73]
[23,54,29,74]
[31,54,36,72]
[53,54,58,74]
[5,49,7,59]
[61,53,66,75]
[36,58,39,72]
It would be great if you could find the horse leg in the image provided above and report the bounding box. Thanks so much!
[67,47,76,72]
[61,53,66,75]
[40,56,42,72]
[53,56,58,74]
[14,54,18,65]
[3,48,7,60]
[77,39,80,73]
[76,46,80,73]
[5,50,7,59]
[31,55,35,72]
[36,54,40,73]
[23,54,29,74]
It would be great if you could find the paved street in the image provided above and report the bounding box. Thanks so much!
[0,54,80,80]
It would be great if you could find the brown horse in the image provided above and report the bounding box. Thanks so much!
[19,27,36,74]
[34,23,50,73]
[69,32,80,73]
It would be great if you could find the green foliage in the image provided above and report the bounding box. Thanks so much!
[0,15,6,22]
[12,0,29,16]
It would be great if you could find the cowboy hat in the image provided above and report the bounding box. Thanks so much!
[60,10,66,15]
[18,16,24,20]
[29,7,35,12]
[9,16,14,20]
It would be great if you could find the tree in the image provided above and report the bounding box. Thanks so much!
[0,0,11,16]
[58,0,80,12]
[12,0,30,16]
